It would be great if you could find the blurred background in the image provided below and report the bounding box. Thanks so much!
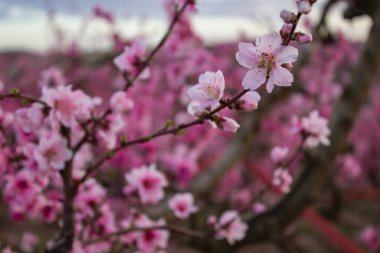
[0,0,371,52]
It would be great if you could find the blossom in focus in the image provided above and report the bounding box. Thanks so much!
[169,193,198,219]
[34,131,72,171]
[114,41,150,79]
[236,32,298,93]
[187,70,225,113]
[124,164,168,205]
[272,168,293,193]
[301,110,331,148]
[214,210,248,245]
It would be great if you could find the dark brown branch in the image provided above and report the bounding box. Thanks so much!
[83,225,207,246]
[0,91,50,109]
[78,89,249,185]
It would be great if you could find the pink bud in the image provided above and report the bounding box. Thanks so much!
[297,0,311,14]
[241,91,261,111]
[280,10,297,23]
[295,32,313,44]
[207,215,217,225]
[280,23,293,38]
[252,202,266,214]
[222,117,240,133]
[270,146,289,163]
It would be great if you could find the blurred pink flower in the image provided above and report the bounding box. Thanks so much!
[169,192,198,219]
[214,210,248,245]
[272,168,293,193]
[124,164,168,205]
[301,110,330,148]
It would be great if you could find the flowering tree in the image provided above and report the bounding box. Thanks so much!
[1,0,380,252]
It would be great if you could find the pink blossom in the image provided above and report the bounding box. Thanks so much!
[361,226,380,250]
[236,32,298,93]
[214,210,248,245]
[295,32,313,44]
[110,91,134,112]
[124,164,168,205]
[97,113,125,150]
[34,194,61,223]
[169,193,198,219]
[297,0,312,14]
[42,85,101,128]
[34,131,72,171]
[272,168,293,193]
[270,146,289,163]
[114,41,150,78]
[240,91,261,111]
[280,10,297,23]
[187,70,225,113]
[134,215,169,253]
[38,67,66,88]
[252,202,267,214]
[15,104,44,135]
[301,110,331,148]
[221,116,240,133]
[75,179,106,218]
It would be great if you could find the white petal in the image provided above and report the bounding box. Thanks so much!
[276,46,298,64]
[242,68,267,90]
[272,65,294,87]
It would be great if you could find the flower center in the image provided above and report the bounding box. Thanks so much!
[202,84,220,100]
[258,53,276,74]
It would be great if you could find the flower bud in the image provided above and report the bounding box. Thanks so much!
[295,32,313,44]
[240,91,261,111]
[297,0,311,14]
[280,23,293,39]
[280,10,297,23]
[221,117,240,133]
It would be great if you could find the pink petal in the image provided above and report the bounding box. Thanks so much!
[266,77,275,93]
[272,65,294,87]
[276,46,298,64]
[242,68,267,90]
[236,43,259,69]
[256,32,282,53]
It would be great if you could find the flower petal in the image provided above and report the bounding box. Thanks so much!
[276,46,298,64]
[256,32,282,53]
[236,43,260,69]
[272,65,294,87]
[242,68,267,90]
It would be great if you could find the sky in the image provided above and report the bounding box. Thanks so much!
[0,0,372,52]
